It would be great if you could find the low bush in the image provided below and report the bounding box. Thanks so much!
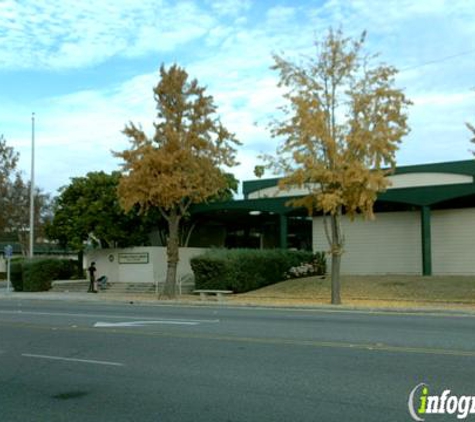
[18,258,78,292]
[285,252,327,279]
[55,259,79,280]
[10,258,25,291]
[191,249,325,293]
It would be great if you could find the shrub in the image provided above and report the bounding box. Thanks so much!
[10,258,25,292]
[285,252,327,279]
[190,249,323,293]
[55,259,79,280]
[21,258,78,292]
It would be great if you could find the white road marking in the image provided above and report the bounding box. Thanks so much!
[93,320,200,327]
[22,353,124,367]
[0,310,220,324]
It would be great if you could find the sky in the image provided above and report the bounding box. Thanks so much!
[1,0,474,197]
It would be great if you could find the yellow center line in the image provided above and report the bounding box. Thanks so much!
[1,320,475,358]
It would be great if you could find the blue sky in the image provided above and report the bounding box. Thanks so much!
[1,0,474,196]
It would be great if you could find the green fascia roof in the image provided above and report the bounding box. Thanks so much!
[391,159,475,176]
[378,183,475,206]
[191,196,296,215]
[0,242,75,255]
[242,159,475,199]
[193,160,475,215]
[0,242,23,254]
[242,177,281,198]
[192,182,475,215]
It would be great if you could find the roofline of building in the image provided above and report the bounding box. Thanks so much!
[242,159,475,198]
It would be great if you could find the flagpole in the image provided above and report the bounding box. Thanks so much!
[29,112,35,258]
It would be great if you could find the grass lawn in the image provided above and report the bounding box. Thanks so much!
[230,275,475,309]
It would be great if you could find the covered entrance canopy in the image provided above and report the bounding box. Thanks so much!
[190,160,475,275]
[190,197,311,250]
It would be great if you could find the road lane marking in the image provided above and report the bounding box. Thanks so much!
[0,310,219,324]
[5,321,475,358]
[3,320,475,358]
[94,320,200,327]
[2,307,474,321]
[215,306,475,319]
[21,353,124,367]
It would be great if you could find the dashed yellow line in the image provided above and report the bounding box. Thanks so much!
[2,320,475,358]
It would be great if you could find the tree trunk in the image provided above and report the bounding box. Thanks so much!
[163,212,180,298]
[17,232,28,257]
[77,250,84,278]
[180,220,197,247]
[330,211,343,305]
[330,250,342,305]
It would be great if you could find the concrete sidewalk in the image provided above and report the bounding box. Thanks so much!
[0,289,106,302]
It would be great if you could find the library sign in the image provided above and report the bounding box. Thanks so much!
[118,252,149,265]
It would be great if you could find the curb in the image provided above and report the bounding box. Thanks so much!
[1,290,475,317]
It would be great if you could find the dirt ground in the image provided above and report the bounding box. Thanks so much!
[225,274,475,309]
[108,275,475,311]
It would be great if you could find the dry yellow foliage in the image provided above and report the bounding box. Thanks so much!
[267,29,412,304]
[115,64,239,297]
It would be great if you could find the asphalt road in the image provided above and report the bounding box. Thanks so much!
[0,299,474,421]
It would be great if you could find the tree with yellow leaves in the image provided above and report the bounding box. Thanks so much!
[115,64,239,298]
[266,29,411,304]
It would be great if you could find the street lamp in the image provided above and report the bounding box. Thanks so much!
[29,112,35,258]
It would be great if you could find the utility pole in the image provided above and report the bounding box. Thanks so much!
[29,113,35,258]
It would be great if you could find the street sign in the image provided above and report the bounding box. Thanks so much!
[4,245,12,259]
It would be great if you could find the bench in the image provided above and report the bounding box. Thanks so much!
[193,289,233,301]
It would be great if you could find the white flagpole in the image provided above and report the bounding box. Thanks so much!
[29,112,35,258]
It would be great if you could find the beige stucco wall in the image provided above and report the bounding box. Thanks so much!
[248,183,319,199]
[387,173,473,189]
[86,246,208,284]
[313,207,475,275]
[313,211,422,275]
[432,208,475,275]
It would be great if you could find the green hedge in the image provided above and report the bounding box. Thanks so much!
[190,249,324,293]
[9,258,78,292]
[10,259,25,292]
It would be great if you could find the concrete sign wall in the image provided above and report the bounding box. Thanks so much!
[118,252,149,264]
[86,246,208,286]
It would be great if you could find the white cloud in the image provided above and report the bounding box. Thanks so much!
[2,0,475,196]
[3,63,282,194]
[412,92,475,108]
[204,0,251,17]
[1,71,158,193]
[0,0,216,70]
[265,6,296,27]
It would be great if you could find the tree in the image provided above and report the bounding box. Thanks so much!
[265,29,411,304]
[209,172,239,202]
[254,165,265,178]
[7,176,52,255]
[0,134,20,233]
[178,172,239,248]
[0,135,52,255]
[115,64,239,298]
[46,171,153,252]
